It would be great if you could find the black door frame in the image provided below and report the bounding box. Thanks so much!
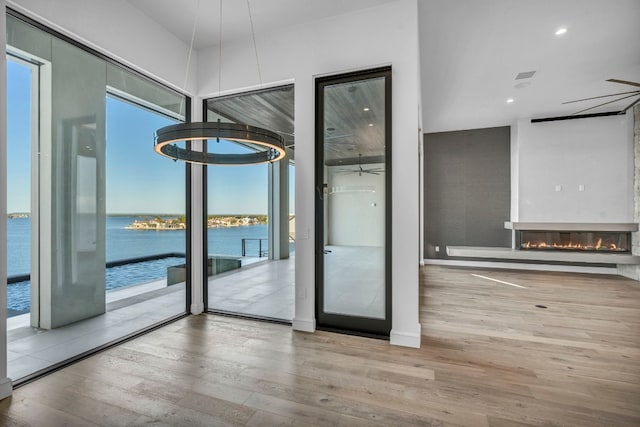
[314,66,392,337]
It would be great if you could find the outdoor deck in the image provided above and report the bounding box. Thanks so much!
[7,256,294,381]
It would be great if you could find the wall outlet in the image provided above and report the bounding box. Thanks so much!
[554,184,562,192]
[578,184,585,192]
[435,246,440,253]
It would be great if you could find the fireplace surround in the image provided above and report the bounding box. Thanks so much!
[445,222,640,266]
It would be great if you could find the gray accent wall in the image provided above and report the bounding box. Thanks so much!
[424,126,511,259]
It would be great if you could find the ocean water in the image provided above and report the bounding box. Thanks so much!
[6,216,271,315]
[7,216,268,276]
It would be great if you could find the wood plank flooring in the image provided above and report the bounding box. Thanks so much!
[420,266,640,427]
[0,265,638,426]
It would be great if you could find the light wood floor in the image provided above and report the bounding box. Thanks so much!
[0,265,638,426]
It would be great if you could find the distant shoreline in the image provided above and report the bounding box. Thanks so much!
[125,215,268,231]
[7,213,29,219]
[7,213,271,231]
[7,213,269,218]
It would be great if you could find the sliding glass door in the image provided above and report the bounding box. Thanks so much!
[6,11,189,382]
[315,67,391,336]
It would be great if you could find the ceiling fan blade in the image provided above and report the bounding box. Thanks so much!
[325,155,384,167]
[573,92,640,115]
[607,79,640,88]
[562,90,640,104]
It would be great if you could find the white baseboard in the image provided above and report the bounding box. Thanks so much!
[390,325,421,348]
[423,259,617,275]
[0,378,12,400]
[190,302,205,315]
[292,317,315,332]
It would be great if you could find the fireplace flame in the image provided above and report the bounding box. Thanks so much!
[520,231,629,252]
[522,240,624,251]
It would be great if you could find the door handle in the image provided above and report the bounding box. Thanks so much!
[322,249,332,254]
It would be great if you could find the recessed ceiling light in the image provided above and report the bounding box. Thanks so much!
[506,98,515,104]
[368,123,374,127]
[555,27,567,36]
[363,107,370,112]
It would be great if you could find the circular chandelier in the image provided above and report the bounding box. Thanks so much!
[154,0,287,166]
[154,121,286,165]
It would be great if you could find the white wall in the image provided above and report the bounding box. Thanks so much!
[198,0,422,346]
[7,0,196,95]
[514,113,634,222]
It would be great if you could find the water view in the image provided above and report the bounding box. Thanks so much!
[7,215,268,276]
[6,215,270,316]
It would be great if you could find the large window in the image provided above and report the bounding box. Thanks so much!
[6,57,33,319]
[204,86,295,321]
[5,12,189,382]
[206,139,269,259]
[106,96,185,261]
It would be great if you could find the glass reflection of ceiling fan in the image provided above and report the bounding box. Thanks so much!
[563,79,640,114]
[337,154,384,176]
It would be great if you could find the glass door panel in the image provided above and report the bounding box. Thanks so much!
[205,85,295,321]
[316,68,391,336]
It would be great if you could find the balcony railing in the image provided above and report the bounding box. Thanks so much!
[241,238,268,257]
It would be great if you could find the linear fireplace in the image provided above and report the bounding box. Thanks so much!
[517,230,630,253]
[445,222,640,265]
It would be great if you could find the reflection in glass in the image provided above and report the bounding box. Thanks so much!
[322,77,386,319]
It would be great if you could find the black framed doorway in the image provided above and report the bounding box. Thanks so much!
[315,67,392,337]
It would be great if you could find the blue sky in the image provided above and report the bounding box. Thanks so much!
[7,58,293,216]
[106,96,185,214]
[6,60,31,213]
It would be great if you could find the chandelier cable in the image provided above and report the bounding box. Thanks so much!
[181,0,199,114]
[218,0,223,96]
[246,0,262,87]
[153,0,286,165]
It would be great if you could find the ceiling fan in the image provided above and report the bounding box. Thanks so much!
[563,79,640,115]
[336,154,384,176]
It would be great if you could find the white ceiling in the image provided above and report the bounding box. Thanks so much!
[126,0,398,49]
[420,0,640,132]
[125,0,640,133]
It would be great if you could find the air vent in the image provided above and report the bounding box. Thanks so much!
[515,70,536,80]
